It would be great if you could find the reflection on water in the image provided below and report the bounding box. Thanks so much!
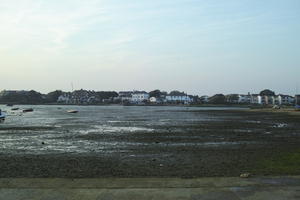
[0,105,246,154]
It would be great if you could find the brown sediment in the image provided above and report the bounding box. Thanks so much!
[0,109,299,178]
[248,107,300,115]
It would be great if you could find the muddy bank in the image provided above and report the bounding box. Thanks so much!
[0,109,299,178]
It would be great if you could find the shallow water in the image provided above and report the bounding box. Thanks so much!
[0,105,246,154]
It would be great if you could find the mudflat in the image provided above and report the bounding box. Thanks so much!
[0,108,299,178]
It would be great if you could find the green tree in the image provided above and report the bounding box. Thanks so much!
[169,90,185,96]
[0,90,43,104]
[225,94,239,103]
[260,89,275,96]
[208,94,226,104]
[26,90,43,104]
[149,90,162,98]
[46,90,63,103]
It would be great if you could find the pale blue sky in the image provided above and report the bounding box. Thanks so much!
[0,0,299,95]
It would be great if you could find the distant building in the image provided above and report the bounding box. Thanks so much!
[275,95,294,105]
[57,93,71,104]
[0,90,28,96]
[71,90,91,104]
[57,90,101,104]
[250,94,262,104]
[225,94,239,103]
[238,94,251,104]
[295,95,300,106]
[200,95,209,103]
[131,91,149,102]
[249,93,294,105]
[118,91,133,102]
[260,96,273,105]
[149,97,157,103]
[166,93,193,103]
[149,97,166,103]
[260,96,275,105]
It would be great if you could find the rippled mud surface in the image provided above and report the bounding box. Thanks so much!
[0,105,299,177]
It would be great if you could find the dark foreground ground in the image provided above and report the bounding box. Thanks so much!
[1,176,300,200]
[0,109,299,178]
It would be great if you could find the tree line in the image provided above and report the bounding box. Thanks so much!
[0,89,279,105]
[0,90,118,104]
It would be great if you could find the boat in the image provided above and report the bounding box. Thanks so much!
[23,108,34,113]
[6,104,13,107]
[296,95,300,111]
[67,110,78,113]
[0,110,5,122]
[11,107,19,111]
[272,105,281,109]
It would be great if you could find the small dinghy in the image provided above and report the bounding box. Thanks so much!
[23,108,34,113]
[0,110,5,122]
[67,110,78,113]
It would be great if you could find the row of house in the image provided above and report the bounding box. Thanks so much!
[226,94,295,105]
[116,91,194,104]
[57,90,118,104]
[56,90,195,104]
[56,90,297,105]
[58,90,100,104]
[1,89,298,106]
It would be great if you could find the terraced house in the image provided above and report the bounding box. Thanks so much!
[166,92,193,104]
[275,94,294,105]
[131,91,149,103]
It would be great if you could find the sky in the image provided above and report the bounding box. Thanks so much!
[0,0,299,95]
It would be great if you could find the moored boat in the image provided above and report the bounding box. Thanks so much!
[0,110,5,122]
[23,108,34,113]
[67,110,79,113]
[296,95,300,111]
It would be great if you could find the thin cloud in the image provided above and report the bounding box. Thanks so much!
[0,0,109,53]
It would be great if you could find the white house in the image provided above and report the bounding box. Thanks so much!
[166,94,193,103]
[149,97,166,103]
[57,94,71,103]
[131,91,149,102]
[269,96,275,105]
[260,96,275,105]
[149,97,157,103]
[238,95,251,104]
[251,94,262,104]
[276,95,294,105]
[118,91,133,102]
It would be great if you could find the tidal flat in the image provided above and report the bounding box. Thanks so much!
[0,105,299,178]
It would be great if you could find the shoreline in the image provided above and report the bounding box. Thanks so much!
[1,102,297,108]
[0,103,250,106]
[247,107,300,116]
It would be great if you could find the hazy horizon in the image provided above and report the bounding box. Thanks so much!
[1,0,299,96]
